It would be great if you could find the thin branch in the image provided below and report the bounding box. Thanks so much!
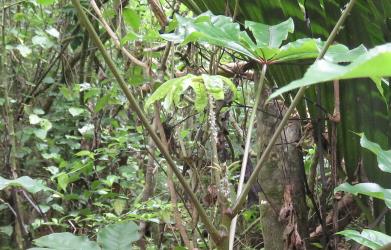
[1,2,27,248]
[315,78,328,245]
[228,63,267,250]
[89,0,149,70]
[331,79,340,248]
[232,0,239,21]
[145,146,209,249]
[147,3,193,247]
[144,44,167,53]
[147,0,168,28]
[0,198,17,217]
[329,80,341,122]
[156,111,193,249]
[71,0,222,244]
[139,118,157,249]
[21,190,54,233]
[231,0,358,215]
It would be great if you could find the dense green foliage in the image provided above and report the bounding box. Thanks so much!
[1,0,391,249]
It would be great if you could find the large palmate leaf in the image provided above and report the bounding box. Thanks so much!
[163,13,256,60]
[337,229,391,249]
[273,40,366,63]
[245,18,294,49]
[29,232,100,250]
[97,221,139,250]
[334,183,391,208]
[359,134,391,173]
[163,12,346,63]
[270,43,391,98]
[181,0,391,233]
[0,176,52,194]
[145,74,236,112]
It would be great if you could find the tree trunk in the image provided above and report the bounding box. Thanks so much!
[257,96,309,249]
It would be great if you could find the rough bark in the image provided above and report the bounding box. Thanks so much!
[257,95,309,250]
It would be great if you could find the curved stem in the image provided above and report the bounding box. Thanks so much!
[231,0,358,215]
[228,63,267,250]
[233,0,239,21]
[71,0,222,244]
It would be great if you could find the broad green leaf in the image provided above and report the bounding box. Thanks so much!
[0,176,51,193]
[45,27,60,39]
[30,114,52,131]
[144,75,193,110]
[32,35,54,49]
[163,12,347,63]
[272,40,363,63]
[168,76,193,110]
[41,152,60,160]
[75,150,94,159]
[113,199,126,216]
[39,119,52,131]
[202,74,225,100]
[334,182,391,208]
[29,114,41,124]
[68,107,84,117]
[359,134,391,173]
[45,166,59,175]
[95,94,111,112]
[0,225,13,237]
[97,222,139,250]
[371,76,387,104]
[245,18,294,49]
[29,232,100,250]
[33,129,47,140]
[337,229,391,249]
[123,8,140,30]
[78,124,94,135]
[162,13,257,60]
[60,86,74,101]
[120,31,139,45]
[324,44,367,63]
[57,173,69,192]
[16,44,32,57]
[270,43,391,99]
[268,38,319,62]
[33,108,45,115]
[190,80,208,112]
